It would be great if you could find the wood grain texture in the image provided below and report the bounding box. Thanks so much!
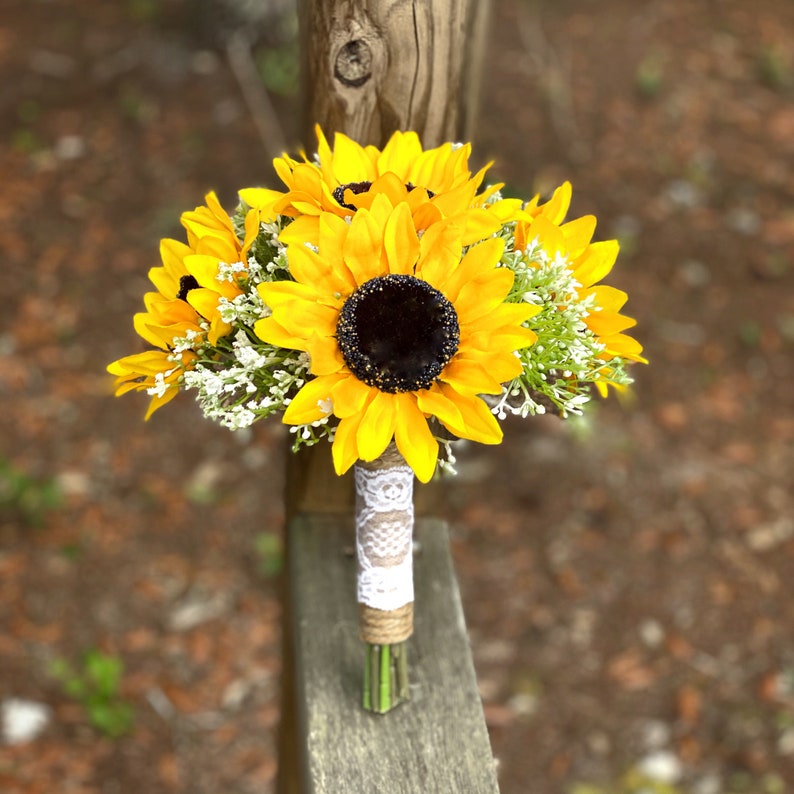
[290,514,500,793]
[301,0,491,147]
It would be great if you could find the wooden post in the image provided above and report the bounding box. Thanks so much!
[301,0,491,147]
[278,2,498,791]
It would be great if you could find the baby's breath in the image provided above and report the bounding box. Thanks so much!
[494,231,634,419]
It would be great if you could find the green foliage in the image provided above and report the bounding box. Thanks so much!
[0,458,61,527]
[571,768,684,794]
[256,43,299,97]
[757,44,792,90]
[126,0,161,22]
[254,531,283,577]
[635,54,665,98]
[50,650,135,738]
[728,771,785,794]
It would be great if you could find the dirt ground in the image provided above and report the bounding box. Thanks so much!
[1,1,794,792]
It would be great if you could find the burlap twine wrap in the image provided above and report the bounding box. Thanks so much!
[354,443,414,645]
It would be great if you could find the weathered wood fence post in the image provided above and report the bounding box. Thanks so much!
[278,2,500,791]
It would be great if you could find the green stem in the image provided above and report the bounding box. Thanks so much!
[363,643,372,711]
[363,642,410,714]
[379,643,391,713]
[395,643,410,701]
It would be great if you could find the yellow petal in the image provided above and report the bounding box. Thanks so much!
[415,387,464,430]
[282,374,344,424]
[436,384,503,445]
[317,213,357,292]
[561,215,596,258]
[435,237,505,302]
[254,316,308,350]
[393,393,437,483]
[439,357,504,395]
[185,286,222,319]
[144,387,179,420]
[107,350,172,376]
[258,279,320,308]
[239,187,283,215]
[601,332,647,363]
[333,411,367,476]
[459,208,503,247]
[451,349,524,385]
[586,311,637,337]
[465,326,538,355]
[582,284,629,313]
[307,333,346,376]
[279,215,320,247]
[277,300,338,338]
[383,202,420,275]
[538,181,572,224]
[184,254,239,299]
[349,172,407,210]
[416,220,462,287]
[573,240,619,287]
[377,130,422,181]
[331,375,372,418]
[356,391,397,461]
[331,131,376,184]
[344,208,384,285]
[288,242,351,297]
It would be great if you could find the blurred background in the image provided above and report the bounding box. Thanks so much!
[1,1,794,792]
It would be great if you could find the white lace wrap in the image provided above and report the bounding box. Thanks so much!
[354,455,414,612]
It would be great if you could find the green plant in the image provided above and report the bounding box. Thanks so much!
[50,650,134,738]
[635,54,665,98]
[254,531,284,577]
[256,43,299,96]
[0,458,61,527]
[571,767,684,794]
[758,44,792,90]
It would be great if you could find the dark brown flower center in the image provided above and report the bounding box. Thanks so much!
[336,274,459,393]
[176,275,199,302]
[332,181,434,211]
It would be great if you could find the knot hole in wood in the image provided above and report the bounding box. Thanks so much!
[334,39,372,88]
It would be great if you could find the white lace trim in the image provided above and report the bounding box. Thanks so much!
[354,462,414,611]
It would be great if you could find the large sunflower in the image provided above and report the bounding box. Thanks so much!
[254,194,539,482]
[108,190,280,417]
[514,182,646,395]
[268,126,521,251]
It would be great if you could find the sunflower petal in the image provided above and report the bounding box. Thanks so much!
[439,357,504,394]
[333,412,367,476]
[393,394,437,483]
[344,208,384,284]
[332,132,377,184]
[383,202,420,275]
[436,385,503,445]
[307,333,346,375]
[573,240,619,287]
[254,316,308,350]
[331,375,372,418]
[282,375,342,424]
[561,214,596,258]
[356,391,397,461]
[435,237,505,301]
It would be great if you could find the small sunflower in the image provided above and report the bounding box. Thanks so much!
[254,194,539,482]
[514,181,646,384]
[484,181,646,421]
[270,126,521,251]
[108,191,279,418]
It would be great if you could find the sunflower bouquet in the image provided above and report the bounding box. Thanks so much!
[109,127,645,713]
